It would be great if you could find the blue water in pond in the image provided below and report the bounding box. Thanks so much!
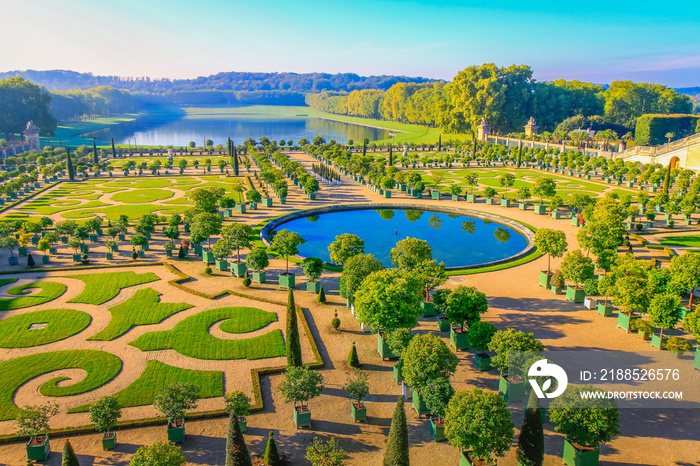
[272,209,528,268]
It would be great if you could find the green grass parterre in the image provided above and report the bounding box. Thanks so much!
[64,271,159,305]
[0,281,67,311]
[0,309,91,347]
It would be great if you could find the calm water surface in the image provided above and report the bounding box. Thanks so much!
[84,107,390,146]
[272,209,528,268]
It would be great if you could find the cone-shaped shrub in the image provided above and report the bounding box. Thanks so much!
[516,390,544,466]
[286,289,302,367]
[383,397,409,466]
[264,431,282,466]
[62,439,80,466]
[347,342,360,367]
[225,412,252,466]
[318,284,326,304]
[178,245,185,259]
[27,253,35,267]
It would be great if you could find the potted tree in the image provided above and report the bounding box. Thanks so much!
[130,234,148,258]
[88,396,122,450]
[245,247,269,283]
[402,333,458,417]
[488,329,544,403]
[533,176,557,215]
[648,294,682,349]
[630,318,654,340]
[270,229,307,289]
[278,366,324,428]
[665,337,692,358]
[224,390,251,433]
[445,285,488,350]
[444,388,514,466]
[550,195,564,219]
[153,382,200,443]
[343,369,370,422]
[16,402,58,461]
[534,228,568,288]
[561,250,594,304]
[387,329,414,385]
[416,259,447,317]
[465,173,479,202]
[220,222,253,277]
[37,238,50,264]
[432,288,451,332]
[468,321,497,371]
[484,187,497,205]
[302,256,324,293]
[1,236,19,265]
[211,238,232,271]
[517,186,531,210]
[423,378,454,442]
[499,173,515,206]
[450,185,462,201]
[549,384,620,466]
[550,269,565,295]
[583,278,599,310]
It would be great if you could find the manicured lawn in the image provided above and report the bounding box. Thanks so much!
[110,188,175,203]
[89,288,193,341]
[0,350,122,420]
[0,281,67,311]
[60,203,190,220]
[658,235,700,247]
[0,309,91,347]
[104,178,201,189]
[129,307,284,360]
[64,271,160,305]
[19,199,110,216]
[68,360,223,413]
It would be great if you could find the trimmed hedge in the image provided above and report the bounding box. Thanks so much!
[635,114,700,146]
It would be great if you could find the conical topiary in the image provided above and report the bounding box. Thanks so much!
[331,310,340,330]
[347,342,360,368]
[318,284,326,304]
[383,397,409,466]
[225,412,252,466]
[516,390,544,466]
[263,431,282,466]
[27,253,35,267]
[178,244,185,259]
[62,439,80,466]
[286,289,302,367]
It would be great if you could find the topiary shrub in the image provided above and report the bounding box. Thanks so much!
[242,270,251,287]
[347,342,360,367]
[331,311,340,330]
[318,284,326,304]
[204,266,212,275]
[635,223,643,231]
[27,253,35,267]
[583,278,599,297]
[263,431,281,466]
[383,397,409,465]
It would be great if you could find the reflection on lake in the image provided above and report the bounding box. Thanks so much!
[83,106,390,146]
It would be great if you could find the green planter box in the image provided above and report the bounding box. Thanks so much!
[562,439,599,466]
[617,312,639,332]
[90,234,98,241]
[203,251,215,264]
[534,204,547,215]
[18,247,27,256]
[165,250,172,257]
[437,316,450,332]
[42,255,50,264]
[137,250,145,258]
[306,280,321,293]
[102,433,117,450]
[167,421,185,443]
[651,334,668,349]
[466,194,478,202]
[551,285,563,294]
[384,190,392,198]
[224,209,233,217]
[518,202,529,210]
[597,303,613,317]
[215,259,228,271]
[429,418,446,442]
[566,286,585,303]
[431,191,440,200]
[475,352,492,371]
[111,244,119,251]
[280,197,286,204]
[451,194,459,201]
[118,234,126,240]
[26,436,50,461]
[308,193,316,200]
[72,254,81,262]
[252,271,266,283]
[351,402,367,422]
[105,253,113,260]
[378,332,397,359]
[421,300,436,317]
[460,450,494,466]
[572,216,582,227]
[538,270,552,288]
[263,198,273,207]
[231,261,247,277]
[694,348,700,370]
[194,246,203,256]
[393,363,403,384]
[415,192,423,199]
[450,326,469,350]
[235,204,246,213]
[279,273,296,289]
[500,198,510,207]
[551,210,561,219]
[412,389,430,416]
[294,406,311,428]
[485,198,495,205]
[498,375,525,402]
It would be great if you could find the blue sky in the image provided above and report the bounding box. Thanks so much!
[3,0,699,86]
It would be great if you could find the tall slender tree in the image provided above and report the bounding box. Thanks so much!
[225,412,252,466]
[233,143,239,176]
[383,397,409,466]
[286,289,302,367]
[388,143,393,166]
[111,138,117,158]
[92,138,98,164]
[66,147,75,181]
[437,134,442,152]
[516,391,544,466]
[62,439,80,466]
[263,432,282,466]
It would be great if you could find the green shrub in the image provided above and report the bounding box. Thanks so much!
[263,431,281,466]
[383,398,409,466]
[635,114,700,146]
[347,342,360,368]
[204,266,212,275]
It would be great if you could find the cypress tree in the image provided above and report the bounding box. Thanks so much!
[178,244,185,259]
[286,289,302,367]
[437,134,442,152]
[263,431,282,466]
[362,140,367,157]
[27,253,35,267]
[662,159,672,195]
[66,148,75,181]
[225,412,252,466]
[318,284,326,304]
[111,138,117,158]
[233,144,239,176]
[472,133,477,158]
[515,390,544,466]
[62,439,80,466]
[383,397,409,466]
[517,141,523,168]
[347,342,360,367]
[388,144,393,166]
[92,139,99,164]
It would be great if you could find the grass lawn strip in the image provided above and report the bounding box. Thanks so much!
[0,309,91,347]
[60,204,190,220]
[658,235,700,248]
[129,306,283,360]
[0,350,122,421]
[0,282,67,311]
[64,271,159,305]
[110,188,175,203]
[88,288,193,341]
[68,360,223,413]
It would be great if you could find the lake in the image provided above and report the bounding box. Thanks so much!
[83,106,391,146]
